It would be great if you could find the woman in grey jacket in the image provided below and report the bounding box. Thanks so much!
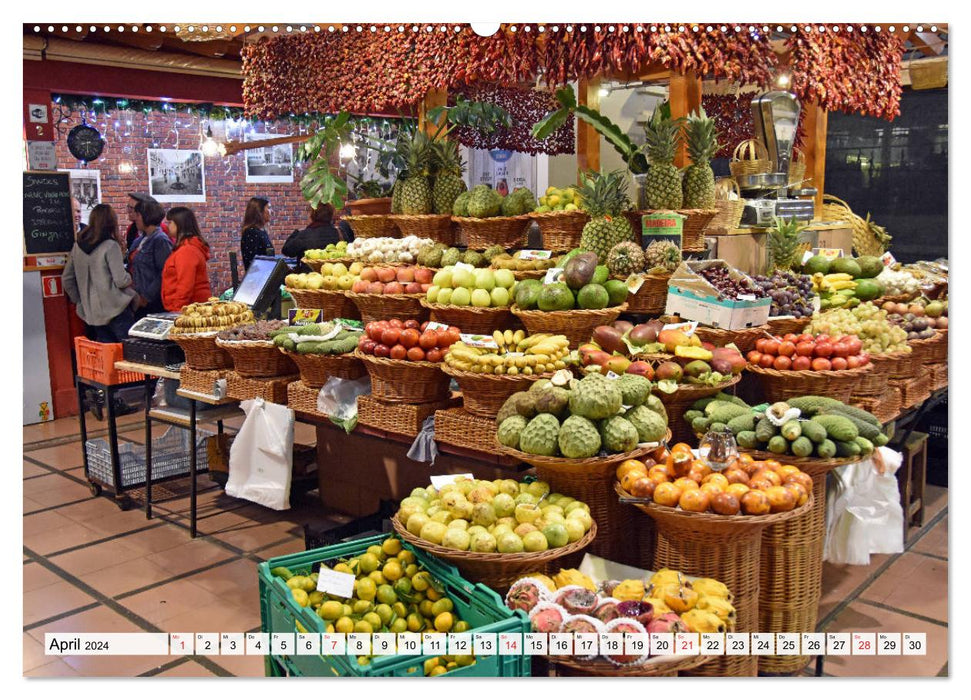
[63,204,137,343]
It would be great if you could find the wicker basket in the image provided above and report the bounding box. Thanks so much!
[745,363,871,404]
[850,386,902,425]
[709,178,746,233]
[282,350,366,389]
[852,349,911,397]
[550,654,710,677]
[354,350,450,404]
[511,303,627,349]
[765,316,812,337]
[392,516,596,594]
[343,214,398,239]
[655,375,741,445]
[622,273,671,315]
[729,139,771,180]
[452,216,531,250]
[225,371,296,404]
[285,288,361,320]
[301,258,325,273]
[287,380,327,418]
[434,407,505,454]
[693,325,768,355]
[388,214,455,244]
[873,292,919,307]
[345,291,427,324]
[357,395,454,438]
[347,197,392,216]
[925,329,948,363]
[178,367,230,395]
[530,210,590,252]
[420,300,515,336]
[929,362,948,391]
[788,147,808,187]
[172,333,234,371]
[891,373,931,409]
[441,365,550,419]
[215,338,297,378]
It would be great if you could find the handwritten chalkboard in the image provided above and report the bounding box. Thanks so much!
[23,171,74,254]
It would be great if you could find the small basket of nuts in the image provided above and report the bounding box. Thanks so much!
[170,298,255,370]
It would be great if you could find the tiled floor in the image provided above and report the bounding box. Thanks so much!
[23,413,948,677]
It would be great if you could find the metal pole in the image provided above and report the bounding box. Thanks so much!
[144,378,153,519]
[190,398,198,538]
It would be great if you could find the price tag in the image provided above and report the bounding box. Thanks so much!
[626,273,647,294]
[812,294,822,312]
[701,633,725,655]
[499,633,522,656]
[878,632,902,656]
[425,321,450,332]
[396,633,421,656]
[827,632,851,655]
[473,632,497,656]
[338,318,364,331]
[675,632,700,656]
[454,261,475,272]
[801,633,825,656]
[776,633,800,656]
[459,333,499,349]
[518,249,552,260]
[812,247,844,260]
[347,633,370,655]
[902,632,926,656]
[271,633,295,655]
[429,473,474,489]
[650,632,675,656]
[544,267,564,284]
[170,633,193,655]
[881,251,898,267]
[423,633,446,656]
[288,308,323,325]
[372,633,397,655]
[623,633,648,657]
[549,633,573,655]
[751,632,774,655]
[801,250,815,265]
[661,320,698,336]
[245,633,268,655]
[296,633,319,655]
[448,633,473,655]
[316,568,356,598]
[725,633,749,655]
[524,633,548,655]
[320,633,346,655]
[604,371,620,380]
[852,632,876,655]
[195,633,219,656]
[738,293,758,301]
[221,633,244,655]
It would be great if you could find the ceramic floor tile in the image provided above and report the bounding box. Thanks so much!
[23,496,44,514]
[22,475,94,509]
[61,654,174,677]
[23,580,96,627]
[818,553,893,621]
[24,659,82,677]
[859,551,948,622]
[182,559,262,610]
[23,416,84,443]
[145,538,239,577]
[23,522,106,557]
[23,509,81,537]
[23,562,64,593]
[210,651,268,678]
[56,494,131,523]
[155,659,220,676]
[25,442,85,470]
[79,509,163,538]
[114,524,202,556]
[24,460,48,479]
[27,602,142,643]
[911,516,948,559]
[211,521,300,553]
[253,538,307,561]
[49,538,147,576]
[821,601,947,677]
[120,579,223,626]
[78,557,184,598]
[23,632,48,671]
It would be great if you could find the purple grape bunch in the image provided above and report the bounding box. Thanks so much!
[752,271,816,318]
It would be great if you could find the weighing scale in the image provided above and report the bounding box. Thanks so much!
[123,313,185,367]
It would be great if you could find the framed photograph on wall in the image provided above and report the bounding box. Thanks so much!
[147,149,206,202]
[244,133,294,184]
[61,169,101,225]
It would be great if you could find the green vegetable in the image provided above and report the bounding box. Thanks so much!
[820,410,884,442]
[813,414,859,442]
[709,422,728,433]
[704,402,750,424]
[282,338,297,352]
[736,431,758,449]
[873,433,889,447]
[727,413,757,434]
[767,435,788,454]
[755,415,777,443]
[714,391,750,408]
[270,566,294,580]
[816,439,837,459]
[786,395,844,417]
[854,436,875,456]
[692,415,712,434]
[781,420,802,441]
[835,440,862,457]
[791,436,814,458]
[684,410,703,423]
[824,403,882,427]
[691,397,718,412]
[800,420,827,444]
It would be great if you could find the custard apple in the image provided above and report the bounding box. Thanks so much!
[625,404,668,442]
[495,391,537,426]
[569,374,623,420]
[644,394,668,422]
[558,415,602,459]
[617,374,652,407]
[497,415,528,449]
[520,414,561,456]
[533,386,571,419]
[600,416,640,453]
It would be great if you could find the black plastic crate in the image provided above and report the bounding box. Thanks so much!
[302,499,396,550]
[123,338,184,367]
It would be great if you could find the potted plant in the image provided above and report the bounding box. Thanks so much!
[347,176,393,216]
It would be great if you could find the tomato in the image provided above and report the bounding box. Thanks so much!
[406,346,426,361]
[830,356,848,370]
[390,344,408,360]
[755,338,767,353]
[404,319,421,330]
[763,339,781,356]
[425,348,443,363]
[778,341,796,357]
[420,321,429,332]
[832,342,851,358]
[389,319,405,329]
[747,350,763,364]
[442,329,461,347]
[846,355,861,369]
[791,355,812,371]
[448,326,461,336]
[845,337,863,355]
[381,328,401,346]
[815,334,830,343]
[359,338,376,354]
[366,322,385,342]
[773,355,792,370]
[783,333,799,344]
[373,343,390,358]
[399,328,420,348]
[759,353,776,368]
[795,341,815,357]
[797,333,814,344]
[811,357,832,371]
[813,342,834,358]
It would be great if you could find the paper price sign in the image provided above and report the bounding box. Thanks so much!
[460,333,499,349]
[544,267,564,284]
[812,247,844,260]
[315,568,355,598]
[881,251,898,267]
[518,249,552,260]
[337,318,364,331]
[429,473,474,489]
[661,321,698,336]
[625,273,647,294]
[454,262,475,272]
[425,321,450,332]
[289,308,323,325]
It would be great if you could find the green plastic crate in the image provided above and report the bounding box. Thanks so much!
[258,533,530,677]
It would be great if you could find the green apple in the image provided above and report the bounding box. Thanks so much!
[490,524,513,540]
[337,274,354,290]
[492,493,516,518]
[474,269,496,291]
[568,510,593,533]
[448,518,469,530]
[451,268,474,288]
[470,532,497,553]
[419,521,447,545]
[563,518,585,543]
[466,525,487,538]
[332,263,348,276]
[471,289,492,307]
[426,286,440,303]
[527,481,551,498]
[495,516,517,529]
[450,287,471,306]
[321,263,334,276]
[494,268,516,289]
[543,523,569,548]
[490,287,510,307]
[437,288,453,305]
[430,510,451,525]
[433,269,453,288]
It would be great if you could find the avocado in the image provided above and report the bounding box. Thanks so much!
[576,283,609,310]
[603,279,629,306]
[855,255,885,279]
[562,252,599,290]
[829,257,862,278]
[537,282,576,311]
[853,279,883,301]
[803,255,831,275]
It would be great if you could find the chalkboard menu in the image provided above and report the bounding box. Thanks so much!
[23,171,74,254]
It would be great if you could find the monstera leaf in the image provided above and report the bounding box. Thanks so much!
[296,111,354,209]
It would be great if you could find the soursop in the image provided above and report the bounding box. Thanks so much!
[558,415,602,459]
[617,374,652,407]
[440,247,462,267]
[600,416,640,453]
[625,404,668,442]
[497,415,528,449]
[520,414,561,456]
[569,374,623,420]
[467,185,503,218]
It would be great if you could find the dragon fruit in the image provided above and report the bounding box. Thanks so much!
[599,580,622,598]
[616,599,655,627]
[646,611,687,634]
[560,614,602,635]
[554,585,599,616]
[592,598,622,624]
[505,578,549,613]
[529,602,567,633]
[602,618,649,666]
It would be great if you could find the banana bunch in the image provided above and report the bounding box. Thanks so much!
[444,332,570,375]
[811,272,857,293]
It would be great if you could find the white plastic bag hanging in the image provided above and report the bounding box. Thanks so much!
[316,376,371,432]
[824,447,905,565]
[226,397,295,511]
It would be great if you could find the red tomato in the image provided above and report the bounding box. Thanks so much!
[366,322,384,342]
[795,341,815,357]
[381,328,401,346]
[845,337,863,355]
[773,355,793,370]
[759,353,776,368]
[755,338,769,354]
[425,348,443,363]
[447,326,461,336]
[390,344,408,360]
[419,331,438,350]
[373,343,390,358]
[443,329,461,347]
[811,357,832,371]
[406,346,426,362]
[830,356,848,370]
[797,334,814,344]
[783,333,799,344]
[832,342,851,358]
[420,321,429,332]
[814,342,834,358]
[399,328,420,348]
[791,355,812,371]
[404,319,421,330]
[747,350,763,364]
[359,338,376,354]
[778,341,796,357]
[763,339,781,356]
[389,319,405,329]
[815,334,830,343]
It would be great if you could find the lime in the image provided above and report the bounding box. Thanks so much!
[411,572,431,592]
[352,599,372,615]
[366,545,386,562]
[406,613,424,632]
[358,553,379,574]
[356,578,377,601]
[393,578,413,598]
[426,586,442,602]
[374,603,393,626]
[286,576,303,590]
[404,564,419,579]
[308,591,325,607]
[434,612,454,632]
[341,604,354,618]
[353,620,373,634]
[363,612,383,630]
[334,563,353,575]
[390,618,408,634]
[368,571,387,586]
[291,589,310,607]
[419,600,435,618]
[431,598,454,616]
[397,550,416,566]
[392,602,408,618]
[382,560,403,582]
[318,601,342,620]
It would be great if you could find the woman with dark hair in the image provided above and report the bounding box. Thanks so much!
[128,197,172,317]
[282,203,342,272]
[63,204,137,342]
[161,207,213,311]
[240,196,273,270]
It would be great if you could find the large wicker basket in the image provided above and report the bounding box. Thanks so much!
[215,338,297,378]
[850,386,902,425]
[282,350,366,389]
[709,178,745,233]
[765,316,812,337]
[343,215,398,239]
[353,350,450,403]
[285,287,361,320]
[511,303,627,348]
[347,197,392,216]
[388,214,454,245]
[434,407,509,455]
[550,654,709,677]
[452,216,531,250]
[345,291,427,324]
[655,375,742,444]
[693,324,769,355]
[621,273,671,315]
[746,363,872,403]
[420,300,515,335]
[441,366,551,418]
[357,395,455,438]
[172,333,234,371]
[392,515,597,594]
[225,371,296,404]
[852,349,911,397]
[529,210,590,252]
[729,139,771,180]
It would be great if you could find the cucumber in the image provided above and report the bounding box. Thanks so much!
[800,419,827,444]
[854,436,875,456]
[825,403,882,427]
[727,413,757,434]
[736,431,759,449]
[835,440,862,457]
[820,410,884,442]
[755,415,777,443]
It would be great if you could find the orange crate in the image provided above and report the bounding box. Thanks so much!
[74,337,145,385]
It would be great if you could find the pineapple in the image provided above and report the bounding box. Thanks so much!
[606,241,646,277]
[396,130,433,215]
[683,108,719,209]
[578,170,633,263]
[391,180,403,214]
[767,218,805,271]
[431,139,467,215]
[644,111,684,210]
[644,239,682,274]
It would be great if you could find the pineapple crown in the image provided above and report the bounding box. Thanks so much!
[578,169,631,218]
[767,217,805,271]
[643,110,684,166]
[399,130,433,177]
[430,138,465,177]
[685,108,719,166]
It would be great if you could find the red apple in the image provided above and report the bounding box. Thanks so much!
[396,267,415,283]
[759,353,775,368]
[404,282,422,294]
[404,319,420,330]
[778,341,796,357]
[420,284,431,293]
[390,344,408,360]
[845,337,863,355]
[791,355,812,371]
[384,282,405,294]
[773,355,792,370]
[373,343,390,358]
[406,346,425,361]
[832,342,851,358]
[747,350,763,365]
[388,319,405,328]
[830,356,848,370]
[351,280,370,293]
[376,267,396,283]
[367,282,385,294]
[419,332,438,350]
[764,339,781,356]
[814,342,834,358]
[811,357,832,371]
[414,268,434,285]
[360,267,378,282]
[783,333,799,344]
[425,348,443,363]
[795,341,815,357]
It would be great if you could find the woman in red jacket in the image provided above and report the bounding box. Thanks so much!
[161,207,212,312]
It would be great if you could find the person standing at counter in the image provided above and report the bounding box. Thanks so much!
[282,203,341,272]
[240,196,273,270]
[128,198,172,317]
[161,207,212,311]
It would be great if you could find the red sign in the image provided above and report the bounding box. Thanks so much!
[23,89,54,142]
[41,274,62,298]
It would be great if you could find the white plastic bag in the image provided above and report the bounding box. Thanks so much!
[316,376,371,432]
[226,397,294,511]
[824,447,904,565]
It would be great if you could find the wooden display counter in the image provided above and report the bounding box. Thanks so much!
[708,221,854,276]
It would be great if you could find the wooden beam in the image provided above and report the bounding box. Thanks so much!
[222,133,309,156]
[669,72,690,167]
[420,89,448,137]
[801,103,828,216]
[576,77,600,178]
[911,32,946,56]
[103,33,164,52]
[161,37,232,58]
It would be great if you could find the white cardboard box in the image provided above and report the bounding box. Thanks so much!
[665,286,771,330]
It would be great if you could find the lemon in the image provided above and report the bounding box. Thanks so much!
[319,601,343,620]
[423,657,440,675]
[352,599,373,615]
[434,612,454,632]
[334,563,353,575]
[326,623,335,633]
[453,620,470,633]
[382,560,403,581]
[335,616,354,634]
[309,591,325,607]
[446,662,458,671]
[356,578,377,601]
[431,598,454,616]
[392,602,408,618]
[347,558,360,573]
[353,620,373,634]
[406,613,424,632]
[375,603,393,625]
[397,550,416,566]
[341,604,354,618]
[366,545,386,562]
[359,553,379,574]
[430,665,448,677]
[382,538,403,556]
[426,586,442,602]
[404,564,418,578]
[291,589,310,607]
[376,584,397,605]
[363,612,383,630]
[368,571,387,586]
[411,572,431,592]
[286,576,303,590]
[393,578,413,598]
[455,654,475,666]
[390,618,408,634]
[418,600,434,618]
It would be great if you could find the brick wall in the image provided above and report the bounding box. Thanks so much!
[53,106,313,292]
